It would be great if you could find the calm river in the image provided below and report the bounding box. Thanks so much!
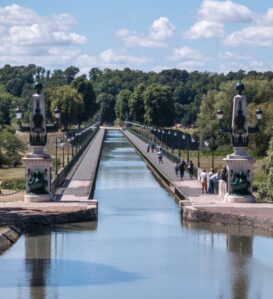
[0,130,273,299]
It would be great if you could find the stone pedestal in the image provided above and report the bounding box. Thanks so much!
[23,153,52,202]
[224,148,255,203]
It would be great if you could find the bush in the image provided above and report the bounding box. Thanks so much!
[1,178,25,191]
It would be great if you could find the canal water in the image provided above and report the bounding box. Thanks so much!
[1,129,273,299]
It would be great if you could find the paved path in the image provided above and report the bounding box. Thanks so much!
[123,129,221,202]
[58,128,105,202]
[123,129,273,230]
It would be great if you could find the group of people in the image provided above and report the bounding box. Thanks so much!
[147,142,196,179]
[147,141,227,196]
[199,168,221,194]
[147,142,164,164]
[175,159,194,180]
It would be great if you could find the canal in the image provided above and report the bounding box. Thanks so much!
[1,129,273,298]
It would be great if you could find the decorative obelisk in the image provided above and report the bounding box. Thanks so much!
[224,82,255,203]
[22,82,53,202]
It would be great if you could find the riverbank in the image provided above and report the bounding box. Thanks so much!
[123,129,273,233]
[0,201,97,254]
[0,128,105,255]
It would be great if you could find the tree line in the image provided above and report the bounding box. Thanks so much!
[0,65,272,165]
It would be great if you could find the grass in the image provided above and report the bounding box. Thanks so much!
[0,167,25,181]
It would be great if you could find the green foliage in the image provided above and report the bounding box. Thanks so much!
[0,129,26,167]
[97,93,116,124]
[143,83,175,127]
[71,76,97,122]
[1,178,25,191]
[115,89,131,121]
[257,137,273,201]
[48,85,84,129]
[128,84,145,123]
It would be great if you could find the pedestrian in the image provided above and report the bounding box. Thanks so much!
[220,166,228,182]
[174,161,180,177]
[208,172,220,194]
[199,169,208,193]
[179,159,186,180]
[151,143,155,153]
[188,160,194,179]
[158,149,163,164]
[147,143,151,153]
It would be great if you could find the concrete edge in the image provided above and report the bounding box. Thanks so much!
[0,226,22,255]
[181,204,273,232]
[88,128,106,199]
[122,130,186,203]
[0,205,97,255]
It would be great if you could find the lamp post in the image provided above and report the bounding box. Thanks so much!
[182,134,190,162]
[173,131,177,154]
[66,136,70,163]
[217,81,263,203]
[54,107,61,130]
[71,136,75,157]
[15,106,23,130]
[55,136,58,175]
[204,136,217,170]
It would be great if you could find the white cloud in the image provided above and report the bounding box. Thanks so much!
[224,26,273,47]
[167,47,208,71]
[199,0,253,23]
[116,17,175,48]
[184,0,254,40]
[150,17,176,41]
[73,49,151,73]
[168,47,204,61]
[100,49,150,65]
[0,4,86,68]
[185,20,224,39]
[218,50,268,72]
[177,60,206,71]
[116,29,164,48]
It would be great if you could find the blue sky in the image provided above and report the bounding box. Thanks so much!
[1,0,273,73]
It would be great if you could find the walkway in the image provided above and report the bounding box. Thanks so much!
[123,129,222,203]
[123,129,273,232]
[58,128,105,202]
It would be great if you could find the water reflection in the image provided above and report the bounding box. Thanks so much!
[25,230,51,299]
[227,234,252,299]
[1,130,273,299]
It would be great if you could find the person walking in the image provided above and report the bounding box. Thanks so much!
[174,161,180,177]
[199,169,208,193]
[158,149,163,164]
[179,159,186,180]
[147,143,151,153]
[207,168,214,193]
[188,160,194,179]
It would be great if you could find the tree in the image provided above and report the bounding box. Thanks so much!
[97,93,116,124]
[128,84,145,123]
[143,83,175,127]
[48,85,84,130]
[0,129,26,167]
[71,77,97,123]
[115,89,131,121]
[64,66,80,84]
[257,137,273,201]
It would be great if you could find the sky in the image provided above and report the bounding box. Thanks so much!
[1,0,273,74]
